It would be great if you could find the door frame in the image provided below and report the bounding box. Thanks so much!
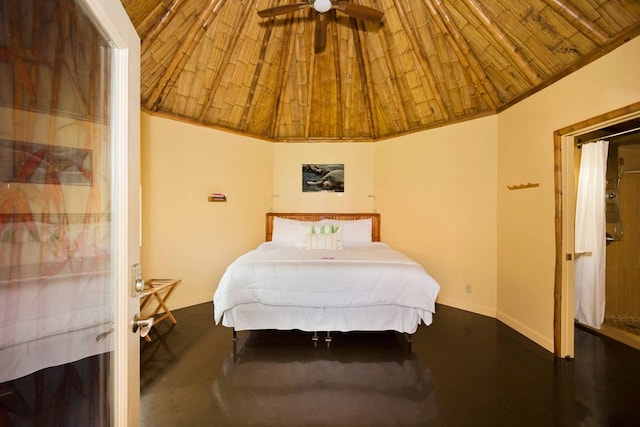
[553,102,640,358]
[79,0,141,425]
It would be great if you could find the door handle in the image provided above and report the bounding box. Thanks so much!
[133,313,154,337]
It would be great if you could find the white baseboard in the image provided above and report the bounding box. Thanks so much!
[496,310,554,353]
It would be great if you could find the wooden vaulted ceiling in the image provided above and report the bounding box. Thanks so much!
[125,1,639,142]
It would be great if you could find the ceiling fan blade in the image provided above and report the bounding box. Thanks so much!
[314,13,328,53]
[335,1,384,22]
[257,2,309,18]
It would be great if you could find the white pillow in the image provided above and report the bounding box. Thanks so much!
[271,217,302,244]
[322,218,372,243]
[272,217,320,247]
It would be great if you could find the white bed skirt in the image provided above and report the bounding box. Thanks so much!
[220,303,432,335]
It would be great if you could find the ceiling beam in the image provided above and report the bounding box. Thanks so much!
[305,13,317,140]
[464,0,542,85]
[372,0,410,132]
[269,15,298,139]
[140,0,184,56]
[351,19,378,139]
[541,0,610,45]
[240,5,277,131]
[422,0,501,110]
[146,0,227,111]
[331,10,344,139]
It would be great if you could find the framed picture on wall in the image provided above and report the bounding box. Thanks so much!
[302,164,344,192]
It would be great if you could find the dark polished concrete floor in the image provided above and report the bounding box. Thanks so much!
[141,303,640,426]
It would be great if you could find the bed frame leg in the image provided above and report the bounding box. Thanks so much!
[232,328,237,342]
[406,333,413,351]
[325,331,332,347]
[312,331,319,347]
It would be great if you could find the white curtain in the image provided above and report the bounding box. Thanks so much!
[574,140,609,329]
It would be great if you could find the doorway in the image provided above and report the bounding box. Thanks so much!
[554,103,640,357]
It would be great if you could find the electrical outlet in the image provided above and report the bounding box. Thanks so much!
[465,284,472,293]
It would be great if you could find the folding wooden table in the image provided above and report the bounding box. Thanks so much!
[140,278,181,341]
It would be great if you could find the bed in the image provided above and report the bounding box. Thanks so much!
[213,213,440,344]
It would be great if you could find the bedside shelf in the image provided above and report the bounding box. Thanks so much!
[208,196,227,202]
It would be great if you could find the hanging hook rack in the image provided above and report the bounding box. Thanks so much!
[507,182,540,190]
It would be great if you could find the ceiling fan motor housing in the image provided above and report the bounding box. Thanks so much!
[313,0,332,13]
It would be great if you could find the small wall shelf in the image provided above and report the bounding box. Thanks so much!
[208,194,227,202]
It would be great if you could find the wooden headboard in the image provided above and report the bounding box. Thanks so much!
[266,213,381,242]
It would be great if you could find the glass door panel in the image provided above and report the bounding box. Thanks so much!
[0,0,139,424]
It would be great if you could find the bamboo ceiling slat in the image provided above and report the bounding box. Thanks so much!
[541,0,608,45]
[604,1,640,29]
[394,0,448,122]
[351,19,377,139]
[375,6,410,132]
[105,1,633,140]
[423,0,500,110]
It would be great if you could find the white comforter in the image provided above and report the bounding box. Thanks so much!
[213,242,440,326]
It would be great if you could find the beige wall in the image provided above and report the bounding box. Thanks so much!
[140,114,273,309]
[272,143,374,212]
[374,117,499,317]
[140,36,640,353]
[496,36,640,351]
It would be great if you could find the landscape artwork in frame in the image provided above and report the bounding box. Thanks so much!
[302,164,344,192]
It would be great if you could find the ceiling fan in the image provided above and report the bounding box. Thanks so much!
[257,1,384,53]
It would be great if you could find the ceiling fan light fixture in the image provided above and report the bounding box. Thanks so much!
[313,0,332,13]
